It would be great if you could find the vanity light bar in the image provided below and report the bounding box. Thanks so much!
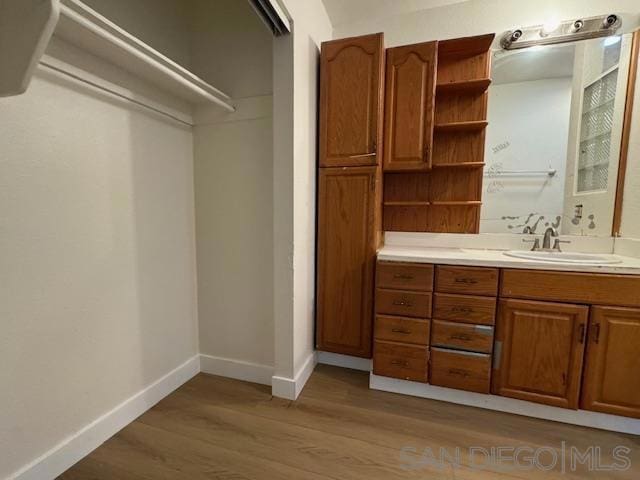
[501,14,622,50]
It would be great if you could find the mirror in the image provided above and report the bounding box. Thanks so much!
[481,34,634,236]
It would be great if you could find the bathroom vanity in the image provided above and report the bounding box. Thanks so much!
[373,243,640,421]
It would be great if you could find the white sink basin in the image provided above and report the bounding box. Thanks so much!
[504,251,622,265]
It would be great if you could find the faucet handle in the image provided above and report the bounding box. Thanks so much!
[523,237,541,251]
[553,238,571,252]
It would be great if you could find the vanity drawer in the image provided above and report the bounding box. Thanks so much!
[433,293,496,325]
[436,266,499,296]
[373,341,429,382]
[430,347,491,393]
[375,289,432,318]
[431,320,494,353]
[501,269,640,308]
[376,262,434,292]
[375,316,430,345]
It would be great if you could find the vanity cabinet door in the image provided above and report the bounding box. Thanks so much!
[492,299,588,409]
[581,307,640,419]
[319,34,384,167]
[383,41,437,171]
[316,167,378,358]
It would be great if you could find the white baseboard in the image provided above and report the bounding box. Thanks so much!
[272,352,317,400]
[370,373,640,435]
[317,351,372,372]
[9,355,200,480]
[199,354,274,386]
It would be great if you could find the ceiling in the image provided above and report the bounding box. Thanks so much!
[321,0,470,27]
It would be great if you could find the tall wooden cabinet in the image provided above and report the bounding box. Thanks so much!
[319,33,384,168]
[581,306,640,418]
[316,34,384,358]
[317,167,379,357]
[492,299,588,409]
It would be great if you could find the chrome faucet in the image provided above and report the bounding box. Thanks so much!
[522,226,570,252]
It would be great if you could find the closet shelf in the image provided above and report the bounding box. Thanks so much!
[434,120,488,132]
[54,0,235,111]
[432,162,486,169]
[436,78,492,94]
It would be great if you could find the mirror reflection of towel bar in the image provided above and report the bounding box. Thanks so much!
[484,169,557,177]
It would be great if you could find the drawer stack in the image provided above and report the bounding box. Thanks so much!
[430,266,498,393]
[373,262,434,382]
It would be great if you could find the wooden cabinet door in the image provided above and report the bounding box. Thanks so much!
[316,167,378,357]
[383,41,437,171]
[319,34,384,168]
[582,307,640,418]
[492,299,588,409]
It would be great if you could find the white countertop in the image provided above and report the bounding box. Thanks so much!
[377,245,640,275]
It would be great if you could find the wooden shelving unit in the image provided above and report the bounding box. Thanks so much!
[428,33,494,233]
[434,120,488,132]
[383,33,494,233]
[432,162,485,169]
[436,78,492,94]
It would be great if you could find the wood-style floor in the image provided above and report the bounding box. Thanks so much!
[60,365,639,479]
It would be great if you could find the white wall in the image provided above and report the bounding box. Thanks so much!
[0,68,198,478]
[194,98,275,371]
[82,0,193,68]
[191,0,276,375]
[189,0,273,99]
[482,78,572,233]
[272,0,332,398]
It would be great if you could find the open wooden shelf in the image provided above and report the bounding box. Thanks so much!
[436,78,492,94]
[431,200,482,206]
[383,201,430,207]
[432,162,485,169]
[54,0,234,111]
[434,120,488,132]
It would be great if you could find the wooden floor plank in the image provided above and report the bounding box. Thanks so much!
[59,365,640,480]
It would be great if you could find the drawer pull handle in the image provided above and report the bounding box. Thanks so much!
[578,323,586,344]
[392,328,412,335]
[392,300,413,307]
[393,273,414,280]
[391,359,409,367]
[454,278,478,285]
[448,368,470,378]
[450,333,472,342]
[452,306,473,314]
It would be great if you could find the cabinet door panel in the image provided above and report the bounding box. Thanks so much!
[582,307,640,418]
[320,34,384,167]
[316,167,377,357]
[492,299,588,409]
[383,41,437,171]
